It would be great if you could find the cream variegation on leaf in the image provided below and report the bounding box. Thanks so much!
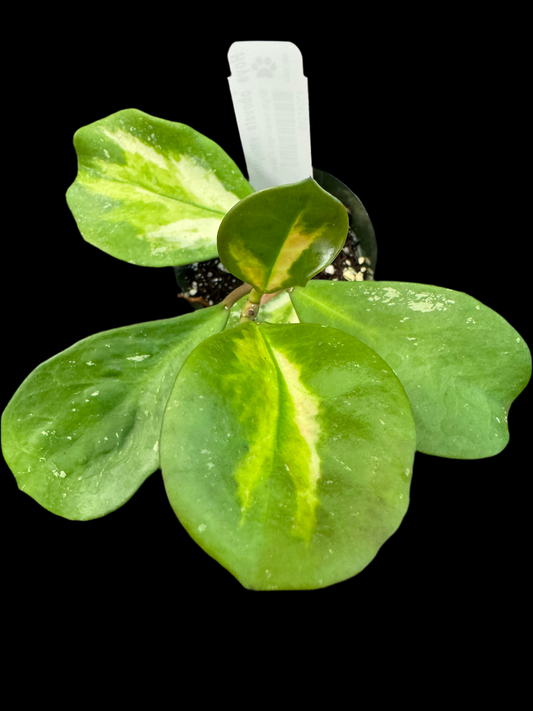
[217,178,349,294]
[66,109,254,266]
[161,321,416,590]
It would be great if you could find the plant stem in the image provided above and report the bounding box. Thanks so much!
[221,284,283,322]
[222,283,253,310]
[239,288,262,323]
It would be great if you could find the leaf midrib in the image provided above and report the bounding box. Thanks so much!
[79,165,227,217]
[252,326,285,574]
[262,209,304,291]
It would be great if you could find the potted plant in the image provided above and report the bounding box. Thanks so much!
[2,108,530,591]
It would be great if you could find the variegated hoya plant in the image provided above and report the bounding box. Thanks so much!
[2,109,530,590]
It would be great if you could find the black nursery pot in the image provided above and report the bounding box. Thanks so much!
[174,169,377,309]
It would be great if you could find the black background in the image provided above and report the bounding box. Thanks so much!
[3,22,529,631]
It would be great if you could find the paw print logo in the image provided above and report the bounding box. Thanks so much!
[251,56,277,78]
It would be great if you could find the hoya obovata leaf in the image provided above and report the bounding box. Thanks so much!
[66,109,254,267]
[290,281,531,459]
[1,305,229,520]
[217,178,349,294]
[161,321,416,590]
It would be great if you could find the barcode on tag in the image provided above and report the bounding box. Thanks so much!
[227,40,313,191]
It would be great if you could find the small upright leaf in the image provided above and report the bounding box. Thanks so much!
[1,305,229,520]
[161,321,416,590]
[66,109,254,267]
[291,281,531,458]
[217,178,349,293]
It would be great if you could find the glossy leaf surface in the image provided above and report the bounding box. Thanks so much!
[2,305,229,519]
[217,178,349,293]
[291,281,531,458]
[66,109,254,267]
[161,321,416,590]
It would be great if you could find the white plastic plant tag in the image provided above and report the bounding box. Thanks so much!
[227,40,313,191]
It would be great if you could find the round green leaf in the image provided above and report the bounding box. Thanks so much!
[217,178,349,293]
[161,321,416,590]
[66,109,254,267]
[1,305,229,520]
[291,281,531,458]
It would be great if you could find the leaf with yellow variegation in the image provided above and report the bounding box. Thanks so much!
[161,321,416,590]
[66,109,254,267]
[217,178,348,294]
